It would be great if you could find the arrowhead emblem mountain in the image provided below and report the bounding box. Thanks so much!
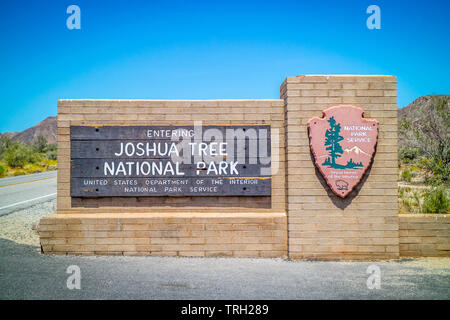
[344,146,371,157]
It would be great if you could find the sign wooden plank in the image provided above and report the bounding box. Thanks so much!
[70,177,271,197]
[70,125,272,197]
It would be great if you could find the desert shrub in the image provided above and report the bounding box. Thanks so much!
[402,198,415,213]
[31,137,58,160]
[400,96,449,185]
[43,159,57,170]
[398,147,423,165]
[45,148,57,160]
[421,187,449,213]
[400,196,419,213]
[32,135,48,153]
[398,186,423,213]
[419,157,449,186]
[3,144,28,167]
[46,164,57,171]
[29,151,42,164]
[2,143,42,167]
[400,168,412,182]
[0,136,12,158]
[413,191,422,212]
[23,163,44,174]
[0,165,7,177]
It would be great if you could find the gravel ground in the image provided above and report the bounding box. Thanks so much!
[0,200,55,246]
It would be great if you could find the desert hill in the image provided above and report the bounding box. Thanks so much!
[0,116,57,145]
[398,94,449,148]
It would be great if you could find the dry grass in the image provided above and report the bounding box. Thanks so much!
[0,159,57,177]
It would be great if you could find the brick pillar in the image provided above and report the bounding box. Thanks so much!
[281,75,399,260]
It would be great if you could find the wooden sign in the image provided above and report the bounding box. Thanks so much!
[308,106,378,198]
[70,125,271,197]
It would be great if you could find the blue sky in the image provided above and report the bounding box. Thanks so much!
[0,0,449,133]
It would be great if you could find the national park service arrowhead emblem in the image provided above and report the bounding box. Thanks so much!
[308,105,378,198]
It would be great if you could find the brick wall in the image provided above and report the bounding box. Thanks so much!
[40,99,288,257]
[282,75,399,260]
[400,214,450,257]
[39,75,408,259]
[39,212,287,257]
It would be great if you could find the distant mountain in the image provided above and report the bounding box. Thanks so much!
[0,116,57,145]
[1,131,19,139]
[398,94,448,118]
[398,94,449,148]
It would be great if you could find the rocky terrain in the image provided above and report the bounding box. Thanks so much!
[0,116,56,144]
[398,94,450,148]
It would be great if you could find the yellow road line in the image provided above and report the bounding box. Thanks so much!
[0,176,56,188]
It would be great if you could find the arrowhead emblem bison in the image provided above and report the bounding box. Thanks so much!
[307,105,378,198]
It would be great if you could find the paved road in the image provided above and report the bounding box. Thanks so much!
[0,171,57,216]
[0,238,448,300]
